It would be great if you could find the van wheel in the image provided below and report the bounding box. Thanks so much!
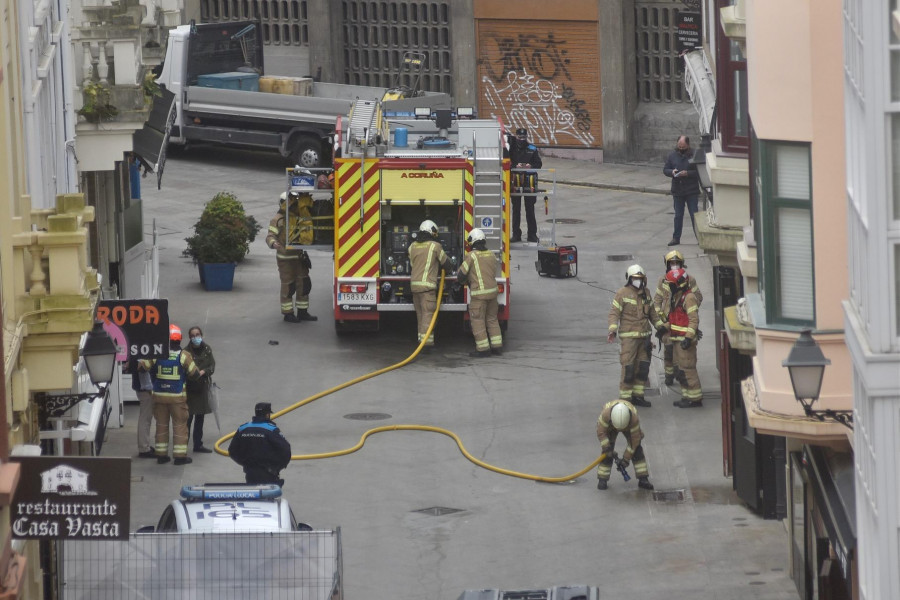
[289,137,321,168]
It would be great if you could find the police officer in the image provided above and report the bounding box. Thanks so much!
[266,191,317,323]
[457,228,502,358]
[653,249,703,385]
[662,268,703,407]
[408,220,451,348]
[607,265,666,407]
[228,402,293,486]
[508,128,542,243]
[140,324,204,465]
[596,400,654,490]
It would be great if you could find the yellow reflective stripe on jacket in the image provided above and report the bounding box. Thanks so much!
[469,250,498,297]
[621,297,637,305]
[619,331,650,338]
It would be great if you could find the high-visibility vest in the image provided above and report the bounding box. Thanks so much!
[153,350,187,395]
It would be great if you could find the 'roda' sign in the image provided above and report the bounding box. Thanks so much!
[97,299,169,360]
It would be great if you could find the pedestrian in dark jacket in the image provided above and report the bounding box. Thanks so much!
[508,127,542,243]
[228,403,292,486]
[185,326,215,453]
[662,135,700,246]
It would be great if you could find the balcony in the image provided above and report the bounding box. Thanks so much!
[11,193,101,392]
[740,295,853,444]
[73,0,167,171]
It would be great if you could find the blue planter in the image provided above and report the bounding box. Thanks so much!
[199,263,236,291]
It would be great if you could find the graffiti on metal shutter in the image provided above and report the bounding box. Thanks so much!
[478,22,601,148]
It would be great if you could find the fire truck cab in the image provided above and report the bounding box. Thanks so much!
[331,104,511,332]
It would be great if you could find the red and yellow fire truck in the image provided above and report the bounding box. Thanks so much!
[331,103,511,332]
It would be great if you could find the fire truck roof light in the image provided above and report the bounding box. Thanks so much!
[414,107,431,118]
[457,107,474,118]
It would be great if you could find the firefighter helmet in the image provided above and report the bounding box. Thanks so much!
[625,264,646,281]
[169,324,182,343]
[467,228,486,245]
[610,402,632,431]
[419,220,438,237]
[664,249,685,270]
[666,267,688,287]
[255,402,273,418]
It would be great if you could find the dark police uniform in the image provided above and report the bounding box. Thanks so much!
[228,416,293,485]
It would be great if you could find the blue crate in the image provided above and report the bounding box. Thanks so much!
[196,72,260,92]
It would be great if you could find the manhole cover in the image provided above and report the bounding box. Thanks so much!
[651,489,686,503]
[545,218,584,224]
[606,254,634,262]
[413,507,463,516]
[343,412,392,421]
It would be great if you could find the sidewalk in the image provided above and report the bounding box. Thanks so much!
[541,157,671,195]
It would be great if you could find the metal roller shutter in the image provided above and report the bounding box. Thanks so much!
[476,19,602,149]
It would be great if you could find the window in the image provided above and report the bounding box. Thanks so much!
[715,0,748,154]
[895,245,900,337]
[755,137,815,325]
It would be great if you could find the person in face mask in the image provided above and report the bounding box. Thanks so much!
[184,326,216,453]
[607,265,666,407]
[663,135,701,246]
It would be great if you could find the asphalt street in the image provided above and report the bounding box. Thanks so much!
[103,145,799,600]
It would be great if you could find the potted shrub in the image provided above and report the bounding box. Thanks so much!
[184,192,261,290]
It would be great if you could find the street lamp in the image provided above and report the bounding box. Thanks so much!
[37,321,119,422]
[781,329,852,429]
[80,321,119,388]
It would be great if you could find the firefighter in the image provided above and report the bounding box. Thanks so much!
[663,267,703,408]
[266,191,317,323]
[228,402,293,486]
[457,228,502,358]
[408,220,451,348]
[653,249,703,386]
[596,400,654,490]
[607,264,666,407]
[140,324,204,465]
[508,127,542,243]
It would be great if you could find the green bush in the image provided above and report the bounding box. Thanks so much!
[184,192,262,264]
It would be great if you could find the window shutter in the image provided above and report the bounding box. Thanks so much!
[777,207,814,320]
[775,145,810,200]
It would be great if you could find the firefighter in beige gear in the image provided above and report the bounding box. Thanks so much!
[663,267,703,407]
[267,191,317,323]
[408,220,451,347]
[607,265,666,407]
[653,249,703,386]
[139,324,204,465]
[596,400,653,490]
[457,228,502,358]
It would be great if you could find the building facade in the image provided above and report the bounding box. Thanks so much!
[690,0,859,597]
[842,1,900,598]
[192,0,700,161]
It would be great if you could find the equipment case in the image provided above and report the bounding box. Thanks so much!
[536,245,577,278]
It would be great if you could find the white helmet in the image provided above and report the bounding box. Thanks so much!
[467,228,486,245]
[419,220,438,236]
[610,402,632,431]
[625,264,646,281]
[280,192,288,201]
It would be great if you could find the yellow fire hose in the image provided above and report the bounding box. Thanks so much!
[214,274,605,483]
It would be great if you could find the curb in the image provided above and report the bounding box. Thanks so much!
[556,179,671,195]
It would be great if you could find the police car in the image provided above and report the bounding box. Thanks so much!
[141,483,311,533]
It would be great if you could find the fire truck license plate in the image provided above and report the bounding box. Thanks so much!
[338,293,375,302]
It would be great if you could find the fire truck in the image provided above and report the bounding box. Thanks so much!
[331,104,511,332]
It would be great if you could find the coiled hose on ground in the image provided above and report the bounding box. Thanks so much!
[214,274,605,483]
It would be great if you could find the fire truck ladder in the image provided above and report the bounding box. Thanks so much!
[470,131,504,255]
